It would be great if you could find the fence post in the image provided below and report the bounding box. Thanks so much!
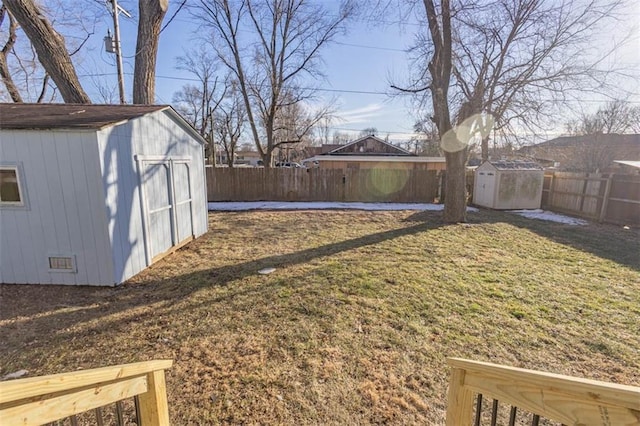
[599,174,613,223]
[445,367,475,426]
[547,172,556,208]
[138,369,170,425]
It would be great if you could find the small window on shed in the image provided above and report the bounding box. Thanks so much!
[0,167,24,206]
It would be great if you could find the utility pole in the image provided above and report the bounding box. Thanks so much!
[111,0,126,104]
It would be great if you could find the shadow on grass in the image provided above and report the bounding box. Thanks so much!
[0,219,442,351]
[404,208,639,272]
[2,207,637,370]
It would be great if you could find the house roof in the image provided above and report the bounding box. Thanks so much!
[325,135,414,156]
[525,134,640,148]
[0,103,169,130]
[485,160,542,171]
[312,155,445,163]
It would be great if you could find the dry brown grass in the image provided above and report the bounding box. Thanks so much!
[1,209,639,425]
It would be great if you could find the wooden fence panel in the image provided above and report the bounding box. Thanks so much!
[542,171,640,225]
[206,167,439,203]
[604,174,640,225]
[549,172,589,213]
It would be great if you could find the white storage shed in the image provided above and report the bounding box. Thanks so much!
[473,160,544,210]
[0,103,208,286]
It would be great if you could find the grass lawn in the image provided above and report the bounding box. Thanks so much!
[1,209,638,424]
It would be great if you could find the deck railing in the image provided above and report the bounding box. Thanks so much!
[0,360,173,426]
[446,358,640,425]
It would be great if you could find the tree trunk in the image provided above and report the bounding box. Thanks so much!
[422,0,467,223]
[0,7,23,102]
[443,149,467,223]
[4,0,90,103]
[133,0,168,104]
[481,135,489,162]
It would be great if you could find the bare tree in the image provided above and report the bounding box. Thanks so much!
[133,0,168,104]
[446,0,625,161]
[566,99,640,135]
[213,91,246,167]
[415,0,470,223]
[3,0,169,105]
[394,0,625,222]
[273,97,332,161]
[3,0,90,103]
[0,5,22,102]
[358,127,378,137]
[409,119,441,156]
[196,0,355,167]
[332,130,351,144]
[172,47,227,136]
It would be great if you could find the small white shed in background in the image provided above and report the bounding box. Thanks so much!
[0,103,208,286]
[473,160,544,210]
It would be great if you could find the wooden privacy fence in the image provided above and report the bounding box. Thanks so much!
[0,360,173,426]
[446,358,640,426]
[542,172,640,225]
[207,167,440,203]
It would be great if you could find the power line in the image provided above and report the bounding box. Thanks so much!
[334,41,407,52]
[77,72,640,102]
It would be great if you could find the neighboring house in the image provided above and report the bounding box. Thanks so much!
[214,150,235,165]
[235,150,263,166]
[517,134,640,172]
[0,103,208,286]
[309,135,446,171]
[473,160,544,210]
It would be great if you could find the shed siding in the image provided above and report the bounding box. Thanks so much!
[473,162,543,210]
[96,110,207,283]
[97,125,147,284]
[0,130,115,285]
[130,111,207,238]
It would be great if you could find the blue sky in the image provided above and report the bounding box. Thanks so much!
[80,2,421,142]
[76,1,639,145]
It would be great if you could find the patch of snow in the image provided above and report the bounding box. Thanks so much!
[509,209,588,225]
[2,370,28,381]
[208,201,479,212]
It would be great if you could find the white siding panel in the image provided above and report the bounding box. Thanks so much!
[0,130,115,286]
[0,138,26,283]
[52,132,87,284]
[97,125,146,284]
[25,132,57,284]
[66,132,111,284]
[0,196,16,282]
[79,135,115,284]
[98,128,126,282]
[10,135,40,284]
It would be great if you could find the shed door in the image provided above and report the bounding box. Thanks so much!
[138,158,194,263]
[173,162,194,244]
[144,162,174,260]
[475,171,496,207]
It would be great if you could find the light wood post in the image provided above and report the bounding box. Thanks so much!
[599,174,613,223]
[138,370,170,425]
[547,172,555,208]
[445,367,475,426]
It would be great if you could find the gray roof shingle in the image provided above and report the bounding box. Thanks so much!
[0,103,169,130]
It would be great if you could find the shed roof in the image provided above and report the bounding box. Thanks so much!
[613,160,640,169]
[0,103,169,130]
[486,160,543,171]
